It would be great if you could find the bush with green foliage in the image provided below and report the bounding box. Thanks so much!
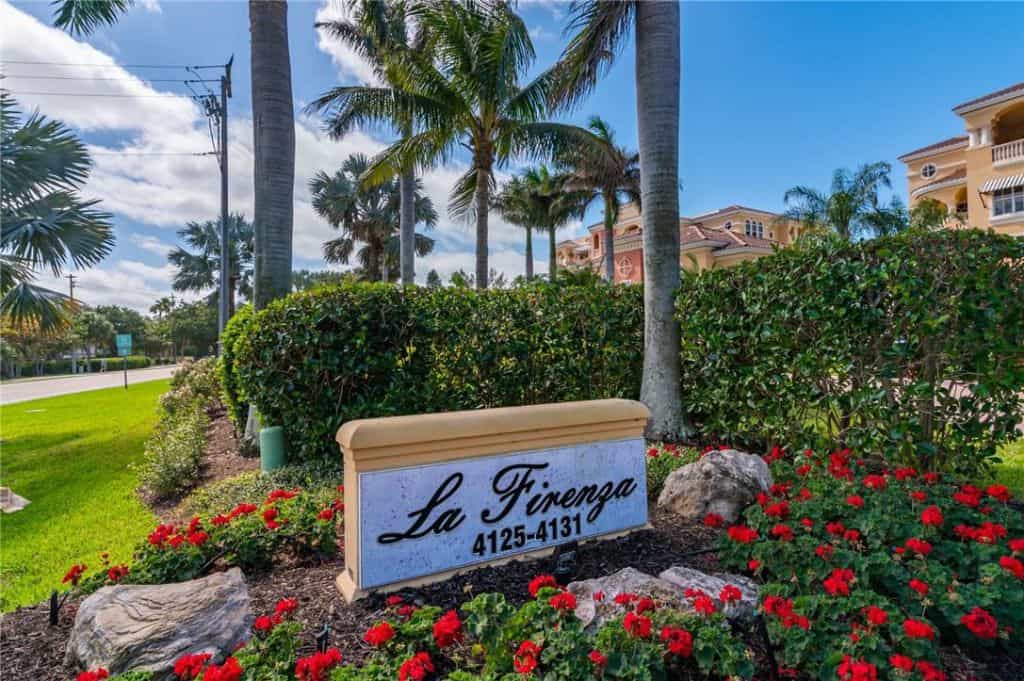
[677,230,1024,476]
[232,276,643,462]
[219,304,254,429]
[135,403,208,499]
[645,443,698,500]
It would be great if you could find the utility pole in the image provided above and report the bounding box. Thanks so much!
[218,57,233,342]
[169,293,177,365]
[67,273,78,374]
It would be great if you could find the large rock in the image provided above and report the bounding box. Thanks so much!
[65,568,252,677]
[566,568,680,628]
[658,566,759,621]
[657,449,771,523]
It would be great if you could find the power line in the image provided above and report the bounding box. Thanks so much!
[0,60,225,69]
[86,151,218,156]
[1,75,220,83]
[6,91,191,98]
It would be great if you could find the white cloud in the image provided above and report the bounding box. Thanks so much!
[528,25,556,41]
[314,0,380,86]
[130,234,174,256]
[138,0,162,14]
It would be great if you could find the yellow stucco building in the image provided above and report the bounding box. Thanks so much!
[556,203,802,281]
[898,82,1024,236]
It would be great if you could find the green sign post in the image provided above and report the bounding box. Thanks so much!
[115,334,132,389]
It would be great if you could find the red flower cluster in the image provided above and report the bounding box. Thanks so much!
[254,597,298,633]
[549,591,577,612]
[399,652,434,681]
[317,508,334,521]
[623,611,652,638]
[295,648,342,681]
[433,609,463,648]
[727,525,758,543]
[986,484,1011,503]
[863,606,888,626]
[588,650,607,667]
[828,449,854,480]
[763,595,810,630]
[894,467,917,481]
[771,524,794,542]
[862,474,887,491]
[823,568,855,597]
[513,641,541,673]
[765,501,790,518]
[920,505,944,527]
[960,606,999,639]
[364,622,395,646]
[613,592,637,606]
[910,490,928,502]
[660,626,693,657]
[174,653,212,680]
[908,579,929,596]
[200,657,242,681]
[953,485,983,508]
[63,563,87,586]
[999,555,1024,579]
[106,564,129,582]
[685,587,716,615]
[1011,538,1024,553]
[635,596,656,614]
[528,574,558,598]
[265,488,300,504]
[837,655,877,681]
[76,669,109,681]
[703,512,724,527]
[903,537,932,556]
[954,521,1008,544]
[902,618,935,640]
[846,495,865,509]
[719,584,742,603]
[262,507,282,530]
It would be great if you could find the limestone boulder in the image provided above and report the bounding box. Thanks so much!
[658,566,759,621]
[656,449,771,523]
[566,567,680,628]
[65,568,252,677]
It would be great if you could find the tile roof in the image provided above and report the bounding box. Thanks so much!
[898,135,969,161]
[681,224,775,250]
[953,81,1024,113]
[686,204,782,221]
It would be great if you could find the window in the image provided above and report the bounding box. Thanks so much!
[744,220,764,239]
[921,163,937,179]
[592,234,600,252]
[993,185,1024,217]
[724,221,732,230]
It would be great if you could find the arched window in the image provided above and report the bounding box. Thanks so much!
[744,220,764,239]
[921,163,937,179]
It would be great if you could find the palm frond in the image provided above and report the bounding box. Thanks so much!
[51,0,133,35]
[550,1,635,111]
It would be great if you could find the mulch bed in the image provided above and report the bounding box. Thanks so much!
[2,506,1021,680]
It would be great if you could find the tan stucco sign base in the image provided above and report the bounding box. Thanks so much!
[335,399,651,602]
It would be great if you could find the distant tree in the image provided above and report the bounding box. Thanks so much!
[1,94,114,331]
[166,301,218,358]
[73,310,114,360]
[782,162,894,241]
[168,213,253,317]
[95,305,147,354]
[449,270,473,289]
[425,269,442,289]
[910,197,957,231]
[860,197,910,239]
[291,269,351,292]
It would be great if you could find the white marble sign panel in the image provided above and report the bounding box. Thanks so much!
[357,437,647,589]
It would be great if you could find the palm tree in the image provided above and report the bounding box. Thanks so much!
[553,2,687,440]
[310,153,437,282]
[521,166,581,279]
[250,0,296,309]
[1,94,114,332]
[167,213,254,317]
[493,176,537,280]
[862,196,910,238]
[315,0,428,286]
[560,116,640,281]
[782,162,893,241]
[307,0,595,289]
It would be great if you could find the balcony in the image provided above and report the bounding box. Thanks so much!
[993,138,1024,166]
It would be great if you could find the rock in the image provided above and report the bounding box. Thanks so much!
[566,567,681,628]
[656,449,771,523]
[65,568,252,677]
[658,566,759,621]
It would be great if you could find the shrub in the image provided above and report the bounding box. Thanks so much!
[135,404,208,499]
[219,304,254,429]
[65,486,341,594]
[715,447,1024,679]
[178,459,344,519]
[233,279,643,462]
[677,230,1024,476]
[645,443,698,500]
[168,357,222,411]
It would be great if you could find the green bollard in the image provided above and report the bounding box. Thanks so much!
[259,426,286,472]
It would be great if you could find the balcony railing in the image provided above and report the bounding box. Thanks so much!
[993,138,1024,165]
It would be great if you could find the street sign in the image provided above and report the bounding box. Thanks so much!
[115,334,132,357]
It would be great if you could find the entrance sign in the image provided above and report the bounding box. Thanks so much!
[115,334,132,357]
[335,399,650,602]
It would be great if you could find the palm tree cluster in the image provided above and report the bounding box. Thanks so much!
[1,93,114,332]
[167,213,254,317]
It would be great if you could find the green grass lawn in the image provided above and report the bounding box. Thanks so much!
[992,438,1024,497]
[0,381,169,611]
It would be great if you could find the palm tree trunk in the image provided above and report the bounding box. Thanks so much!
[475,167,490,289]
[250,0,295,311]
[399,166,415,286]
[227,277,236,319]
[524,227,533,280]
[636,1,689,441]
[548,226,557,278]
[603,191,616,282]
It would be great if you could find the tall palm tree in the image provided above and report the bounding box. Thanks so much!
[553,1,687,440]
[167,213,254,317]
[307,0,594,289]
[493,176,537,280]
[520,165,581,279]
[315,0,427,286]
[560,116,640,281]
[250,0,296,310]
[310,153,437,282]
[1,94,114,331]
[782,162,893,241]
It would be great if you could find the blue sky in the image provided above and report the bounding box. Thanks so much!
[4,1,1023,310]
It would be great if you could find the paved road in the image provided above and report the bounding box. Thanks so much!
[0,364,183,405]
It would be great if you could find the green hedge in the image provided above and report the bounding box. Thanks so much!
[676,229,1024,475]
[13,355,153,376]
[231,277,643,461]
[218,304,254,429]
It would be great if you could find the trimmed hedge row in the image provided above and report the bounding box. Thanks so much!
[676,229,1024,475]
[11,355,155,377]
[230,277,643,461]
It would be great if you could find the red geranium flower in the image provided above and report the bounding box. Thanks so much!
[386,595,404,606]
[837,655,877,681]
[920,505,943,527]
[894,467,917,481]
[623,611,652,638]
[915,660,946,681]
[863,474,887,491]
[864,606,888,626]
[613,592,638,606]
[63,563,88,586]
[889,655,913,672]
[846,495,865,509]
[727,525,758,543]
[765,501,790,518]
[903,618,935,639]
[909,579,929,596]
[76,669,109,681]
[960,606,998,639]
[201,657,243,681]
[703,512,724,527]
[719,584,742,603]
[528,574,558,598]
[910,491,927,502]
[275,598,297,616]
[999,555,1024,579]
[826,521,845,536]
[433,609,463,648]
[816,544,834,560]
[771,524,794,542]
[174,652,211,680]
[317,508,334,521]
[922,472,940,484]
[953,486,982,507]
[295,649,343,681]
[399,653,434,681]
[986,485,1011,502]
[513,641,541,674]
[548,591,577,612]
[904,537,932,556]
[823,568,854,597]
[262,507,281,530]
[748,559,762,571]
[635,596,656,614]
[253,615,278,633]
[107,565,129,582]
[1010,538,1024,553]
[364,622,395,646]
[660,626,693,657]
[588,650,607,667]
